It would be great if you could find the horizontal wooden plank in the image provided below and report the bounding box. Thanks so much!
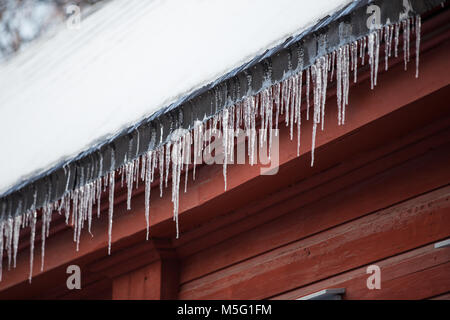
[274,243,450,300]
[179,185,450,299]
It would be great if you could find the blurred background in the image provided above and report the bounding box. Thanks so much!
[0,0,103,60]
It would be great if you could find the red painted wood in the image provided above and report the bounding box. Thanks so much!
[274,244,450,300]
[113,261,161,300]
[112,258,179,300]
[178,185,450,299]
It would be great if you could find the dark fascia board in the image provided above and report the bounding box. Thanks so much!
[0,0,445,221]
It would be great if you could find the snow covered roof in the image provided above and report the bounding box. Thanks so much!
[0,0,355,197]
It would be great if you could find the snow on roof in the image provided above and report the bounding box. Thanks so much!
[0,0,353,196]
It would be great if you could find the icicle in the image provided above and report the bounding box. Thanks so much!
[87,184,94,236]
[193,124,199,181]
[296,71,303,156]
[274,83,281,133]
[184,132,191,193]
[120,166,124,188]
[330,51,336,81]
[159,147,164,197]
[394,23,400,58]
[171,137,183,239]
[28,210,37,283]
[282,79,289,128]
[96,178,102,218]
[222,108,229,191]
[72,190,78,242]
[310,64,321,167]
[289,78,295,140]
[125,161,135,210]
[262,89,273,160]
[384,25,390,71]
[403,19,411,70]
[368,32,376,89]
[249,97,256,166]
[306,68,311,120]
[165,142,171,188]
[107,171,115,255]
[134,156,140,190]
[144,151,152,240]
[353,41,358,83]
[107,149,116,255]
[388,24,394,58]
[336,47,343,125]
[140,154,146,183]
[374,30,380,87]
[320,56,329,131]
[342,45,350,124]
[12,214,22,268]
[415,15,421,78]
[5,216,13,270]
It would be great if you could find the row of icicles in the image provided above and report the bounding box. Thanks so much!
[0,16,421,283]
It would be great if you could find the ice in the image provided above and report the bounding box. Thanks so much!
[310,61,321,167]
[394,23,400,58]
[306,68,311,120]
[107,150,116,255]
[415,16,421,78]
[384,25,392,71]
[336,48,343,125]
[222,108,229,191]
[165,142,171,188]
[403,19,411,71]
[352,41,359,83]
[12,214,22,268]
[0,11,425,283]
[5,217,13,270]
[320,56,329,130]
[368,32,376,89]
[29,210,37,283]
[296,71,303,156]
[171,137,183,239]
[96,178,102,218]
[126,161,135,210]
[144,151,153,240]
[183,132,191,193]
[159,147,165,197]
